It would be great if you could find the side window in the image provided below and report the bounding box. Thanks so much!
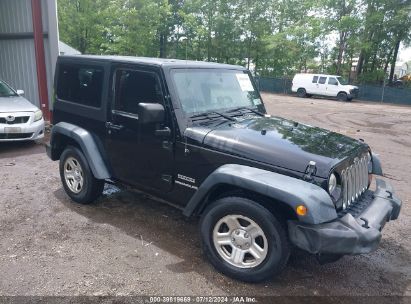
[57,64,104,108]
[328,77,338,85]
[312,76,319,83]
[318,76,327,84]
[114,69,162,115]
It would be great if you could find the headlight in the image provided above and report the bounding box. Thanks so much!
[328,172,342,203]
[328,173,337,194]
[34,110,43,122]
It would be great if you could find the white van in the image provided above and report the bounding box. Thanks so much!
[291,73,359,101]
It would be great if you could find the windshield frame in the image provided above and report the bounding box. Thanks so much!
[0,80,18,98]
[168,68,265,118]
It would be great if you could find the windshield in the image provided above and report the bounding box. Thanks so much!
[336,76,349,85]
[0,81,17,97]
[171,69,262,115]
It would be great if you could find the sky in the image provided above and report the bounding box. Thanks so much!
[399,44,411,63]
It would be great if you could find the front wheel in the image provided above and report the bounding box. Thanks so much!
[297,88,307,98]
[337,92,348,101]
[200,197,290,282]
[59,146,104,204]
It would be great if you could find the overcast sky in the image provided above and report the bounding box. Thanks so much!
[399,43,411,63]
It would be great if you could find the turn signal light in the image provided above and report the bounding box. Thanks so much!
[296,205,307,216]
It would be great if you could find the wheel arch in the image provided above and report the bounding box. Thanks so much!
[198,183,299,223]
[183,164,337,225]
[48,122,111,180]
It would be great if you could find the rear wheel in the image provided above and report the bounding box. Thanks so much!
[297,88,307,98]
[200,196,290,282]
[337,92,348,101]
[59,146,104,204]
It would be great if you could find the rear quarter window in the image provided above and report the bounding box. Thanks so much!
[312,76,319,83]
[56,64,104,108]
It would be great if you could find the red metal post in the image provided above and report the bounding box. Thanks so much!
[31,0,51,121]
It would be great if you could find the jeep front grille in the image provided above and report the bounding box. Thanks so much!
[341,155,369,209]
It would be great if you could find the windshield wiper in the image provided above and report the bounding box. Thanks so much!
[226,106,265,116]
[190,111,236,121]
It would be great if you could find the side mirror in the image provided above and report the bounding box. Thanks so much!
[137,103,165,124]
[16,90,25,96]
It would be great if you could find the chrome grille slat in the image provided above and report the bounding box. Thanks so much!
[342,170,348,209]
[340,154,369,210]
[360,158,366,192]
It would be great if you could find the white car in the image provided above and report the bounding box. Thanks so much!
[0,80,45,142]
[291,73,359,101]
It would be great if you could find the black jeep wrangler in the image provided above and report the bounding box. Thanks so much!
[47,55,401,282]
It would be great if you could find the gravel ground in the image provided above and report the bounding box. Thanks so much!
[0,93,410,297]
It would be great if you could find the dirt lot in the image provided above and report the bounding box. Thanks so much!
[0,93,410,297]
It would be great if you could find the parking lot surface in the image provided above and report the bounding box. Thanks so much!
[0,93,410,297]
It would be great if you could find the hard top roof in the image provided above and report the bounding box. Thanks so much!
[58,55,246,70]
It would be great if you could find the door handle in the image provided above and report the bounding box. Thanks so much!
[106,122,124,131]
[155,127,171,137]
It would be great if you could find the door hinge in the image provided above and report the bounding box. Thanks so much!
[162,140,173,151]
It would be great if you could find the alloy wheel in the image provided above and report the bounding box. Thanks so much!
[212,214,268,269]
[64,157,84,194]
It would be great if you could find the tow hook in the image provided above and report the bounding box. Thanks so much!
[360,217,370,229]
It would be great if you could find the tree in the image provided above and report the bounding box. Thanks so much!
[57,0,411,83]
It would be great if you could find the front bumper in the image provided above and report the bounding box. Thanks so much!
[348,89,359,99]
[288,179,401,255]
[0,112,44,142]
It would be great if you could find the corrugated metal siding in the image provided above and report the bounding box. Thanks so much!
[41,0,49,32]
[0,0,57,109]
[0,39,40,107]
[0,0,33,33]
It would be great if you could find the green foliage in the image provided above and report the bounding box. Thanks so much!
[57,0,411,83]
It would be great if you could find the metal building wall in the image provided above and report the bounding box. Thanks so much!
[0,0,58,112]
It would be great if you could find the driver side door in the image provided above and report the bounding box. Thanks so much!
[327,77,340,97]
[105,66,174,193]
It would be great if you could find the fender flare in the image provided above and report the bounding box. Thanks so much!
[183,164,337,224]
[49,122,111,180]
[371,154,383,176]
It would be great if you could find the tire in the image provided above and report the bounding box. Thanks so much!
[59,146,104,204]
[337,92,348,101]
[297,88,306,98]
[200,196,290,282]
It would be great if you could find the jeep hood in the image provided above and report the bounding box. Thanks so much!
[0,96,38,113]
[186,116,367,178]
